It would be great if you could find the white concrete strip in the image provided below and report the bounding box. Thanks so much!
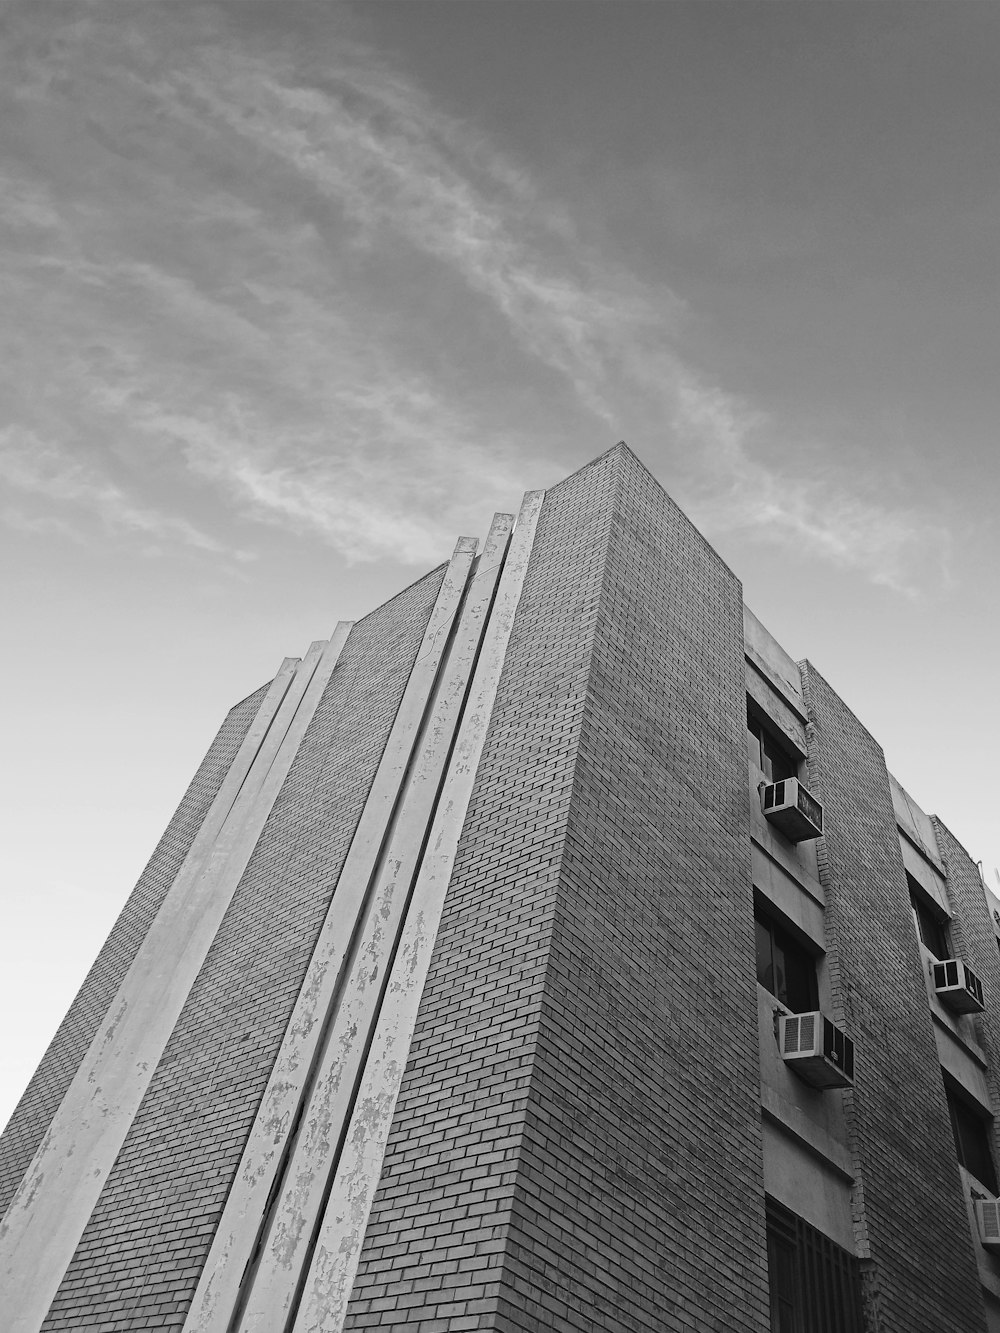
[0,656,300,1333]
[182,543,478,1333]
[239,519,514,1333]
[188,629,350,917]
[292,491,544,1333]
[0,626,352,1333]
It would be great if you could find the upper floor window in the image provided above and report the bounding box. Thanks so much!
[747,706,797,783]
[755,907,818,1013]
[945,1078,998,1194]
[908,874,950,960]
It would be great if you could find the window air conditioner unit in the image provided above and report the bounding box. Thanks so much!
[932,958,985,1014]
[778,1011,854,1089]
[976,1199,1000,1252]
[761,778,824,842]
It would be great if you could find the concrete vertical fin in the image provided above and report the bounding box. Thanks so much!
[0,627,352,1333]
[339,444,769,1333]
[237,521,518,1332]
[293,491,544,1333]
[183,539,480,1333]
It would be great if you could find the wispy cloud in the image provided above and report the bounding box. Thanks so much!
[0,428,243,557]
[0,4,948,590]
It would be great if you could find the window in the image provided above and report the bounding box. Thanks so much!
[747,706,797,783]
[908,874,950,960]
[945,1079,998,1193]
[766,1198,864,1333]
[755,908,818,1013]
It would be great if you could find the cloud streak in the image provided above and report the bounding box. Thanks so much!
[0,4,948,591]
[0,428,240,557]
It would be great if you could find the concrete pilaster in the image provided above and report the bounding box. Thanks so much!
[183,538,483,1332]
[0,656,301,1332]
[293,492,544,1332]
[342,444,770,1333]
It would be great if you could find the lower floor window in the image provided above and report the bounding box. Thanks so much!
[945,1078,999,1193]
[766,1197,864,1333]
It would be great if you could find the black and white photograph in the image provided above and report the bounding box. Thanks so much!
[1,4,998,1330]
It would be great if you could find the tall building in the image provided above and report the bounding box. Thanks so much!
[1,443,997,1333]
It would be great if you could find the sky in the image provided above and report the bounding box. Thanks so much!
[1,0,998,1130]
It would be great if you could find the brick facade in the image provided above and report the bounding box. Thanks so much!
[800,664,987,1332]
[935,818,1000,1216]
[2,445,994,1332]
[0,683,270,1220]
[38,568,447,1331]
[342,445,770,1332]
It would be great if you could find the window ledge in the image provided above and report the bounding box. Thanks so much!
[760,1084,854,1181]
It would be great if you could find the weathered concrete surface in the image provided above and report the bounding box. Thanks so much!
[0,627,351,1333]
[237,531,499,1331]
[182,540,480,1333]
[292,492,543,1333]
[0,679,271,1222]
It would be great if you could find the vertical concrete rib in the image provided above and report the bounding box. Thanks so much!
[293,491,544,1333]
[183,539,480,1333]
[238,522,516,1332]
[0,627,352,1333]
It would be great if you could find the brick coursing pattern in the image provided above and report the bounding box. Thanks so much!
[343,443,770,1332]
[799,664,987,1333]
[0,683,270,1221]
[39,566,447,1332]
[933,818,1000,1216]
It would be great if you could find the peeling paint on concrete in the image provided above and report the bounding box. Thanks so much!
[292,491,543,1333]
[181,540,480,1333]
[236,529,503,1331]
[0,627,352,1333]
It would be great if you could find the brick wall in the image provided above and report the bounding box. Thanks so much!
[934,817,1000,1203]
[39,566,447,1332]
[800,664,987,1332]
[343,443,770,1332]
[0,683,270,1221]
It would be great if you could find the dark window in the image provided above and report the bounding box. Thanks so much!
[747,707,797,783]
[908,875,950,960]
[755,908,818,1013]
[766,1198,864,1333]
[946,1080,998,1193]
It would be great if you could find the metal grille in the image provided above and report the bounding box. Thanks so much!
[979,1200,1000,1241]
[794,782,824,832]
[822,1016,855,1081]
[766,1197,864,1333]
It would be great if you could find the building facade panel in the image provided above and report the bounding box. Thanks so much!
[1,443,995,1332]
[344,444,770,1332]
[934,817,1000,1300]
[38,567,449,1332]
[0,681,271,1220]
[500,448,768,1332]
[799,663,988,1331]
[342,447,624,1330]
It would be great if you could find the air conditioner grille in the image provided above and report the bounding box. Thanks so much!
[795,783,824,833]
[982,1202,1000,1241]
[823,1017,854,1080]
[932,958,986,1013]
[784,1013,816,1054]
[778,1011,854,1089]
